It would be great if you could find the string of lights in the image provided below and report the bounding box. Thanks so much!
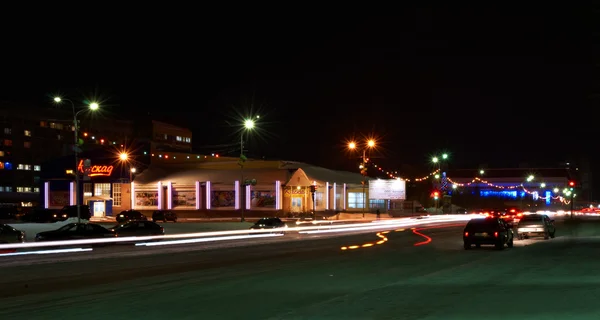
[364,159,440,181]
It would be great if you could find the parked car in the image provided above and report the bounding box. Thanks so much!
[463,217,514,250]
[35,223,115,242]
[20,208,59,223]
[57,205,92,221]
[110,220,164,237]
[516,214,556,240]
[152,210,177,223]
[0,224,25,243]
[116,210,147,223]
[250,217,287,234]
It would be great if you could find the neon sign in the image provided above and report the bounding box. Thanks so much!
[77,160,114,177]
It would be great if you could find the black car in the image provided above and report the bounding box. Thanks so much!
[35,223,116,242]
[20,208,59,223]
[110,220,164,237]
[250,217,287,234]
[116,210,147,223]
[463,217,514,250]
[152,210,177,223]
[0,224,25,243]
[56,205,92,221]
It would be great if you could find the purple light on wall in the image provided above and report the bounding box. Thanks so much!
[44,182,49,208]
[206,181,211,209]
[69,182,75,206]
[167,182,173,209]
[234,181,240,210]
[275,180,281,210]
[157,181,163,209]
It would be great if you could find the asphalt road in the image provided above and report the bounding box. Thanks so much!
[2,220,600,319]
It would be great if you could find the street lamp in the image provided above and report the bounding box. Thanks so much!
[239,116,258,222]
[53,96,100,223]
[348,139,376,217]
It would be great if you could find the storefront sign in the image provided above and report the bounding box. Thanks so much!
[369,179,406,200]
[77,160,114,177]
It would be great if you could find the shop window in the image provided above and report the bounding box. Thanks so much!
[369,199,386,209]
[83,183,93,197]
[0,151,3,157]
[94,183,111,197]
[348,192,365,209]
[24,130,31,136]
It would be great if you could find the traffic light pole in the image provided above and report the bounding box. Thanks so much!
[362,149,367,218]
[310,185,316,220]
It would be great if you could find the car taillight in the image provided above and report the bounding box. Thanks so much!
[160,227,164,233]
[494,232,498,237]
[464,232,469,237]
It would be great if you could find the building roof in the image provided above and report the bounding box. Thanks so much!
[134,161,369,186]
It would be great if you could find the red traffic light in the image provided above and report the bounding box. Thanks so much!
[432,191,439,197]
[569,181,575,187]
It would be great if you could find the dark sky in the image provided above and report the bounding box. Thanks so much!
[1,5,598,177]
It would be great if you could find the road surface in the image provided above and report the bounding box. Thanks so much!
[1,220,600,319]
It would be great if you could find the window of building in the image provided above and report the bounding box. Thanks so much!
[0,151,3,157]
[4,128,11,134]
[184,137,191,143]
[112,183,122,206]
[0,186,4,192]
[16,187,24,192]
[5,186,12,192]
[3,140,12,146]
[24,130,31,137]
[24,141,31,148]
[40,121,47,127]
[34,165,41,171]
[17,164,31,171]
[24,187,32,192]
[33,187,40,193]
[49,122,64,130]
[0,162,4,170]
[94,183,111,197]
[83,183,93,197]
[176,136,182,141]
[348,192,365,209]
[369,199,386,209]
[315,192,323,207]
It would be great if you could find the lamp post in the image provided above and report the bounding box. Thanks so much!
[239,117,258,222]
[119,152,135,209]
[431,154,448,212]
[53,97,99,223]
[348,139,376,218]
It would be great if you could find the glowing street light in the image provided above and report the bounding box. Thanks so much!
[119,152,128,161]
[432,157,439,163]
[239,116,259,222]
[527,175,535,182]
[347,138,377,217]
[442,153,448,160]
[540,183,546,188]
[553,188,559,193]
[479,170,485,175]
[53,96,100,223]
[348,142,356,149]
[367,139,375,148]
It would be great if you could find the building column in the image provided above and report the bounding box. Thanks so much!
[195,181,201,210]
[245,185,251,210]
[157,181,163,210]
[44,182,50,209]
[131,182,136,210]
[343,183,347,210]
[275,180,281,210]
[69,182,76,206]
[235,180,241,210]
[332,182,337,211]
[205,181,212,210]
[325,182,330,210]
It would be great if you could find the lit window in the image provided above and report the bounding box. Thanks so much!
[185,137,191,143]
[17,164,25,170]
[0,186,4,192]
[24,130,31,136]
[16,187,24,192]
[24,141,31,148]
[0,151,4,157]
[34,165,41,171]
[3,140,12,146]
[40,121,47,127]
[24,164,32,170]
[5,186,12,192]
[4,128,11,134]
[347,192,365,209]
[33,187,40,193]
[0,163,4,170]
[176,136,182,141]
[24,187,32,192]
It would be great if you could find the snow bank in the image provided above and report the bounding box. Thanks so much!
[7,217,89,241]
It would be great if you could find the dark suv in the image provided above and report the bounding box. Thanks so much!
[152,210,177,223]
[58,205,92,221]
[463,217,514,250]
[116,210,147,223]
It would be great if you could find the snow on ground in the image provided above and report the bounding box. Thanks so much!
[7,218,89,241]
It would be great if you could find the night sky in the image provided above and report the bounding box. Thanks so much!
[1,5,597,178]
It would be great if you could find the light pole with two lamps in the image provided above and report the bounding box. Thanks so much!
[239,116,258,222]
[348,139,376,218]
[53,97,99,223]
[431,153,448,212]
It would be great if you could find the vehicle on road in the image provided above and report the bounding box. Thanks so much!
[20,208,59,223]
[35,223,116,242]
[116,210,147,223]
[250,217,287,234]
[0,224,25,243]
[152,210,177,223]
[110,220,165,237]
[516,214,555,240]
[463,217,514,250]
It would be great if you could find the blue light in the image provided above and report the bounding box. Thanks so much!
[520,191,526,198]
[480,190,518,199]
[4,162,12,170]
[545,191,551,205]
